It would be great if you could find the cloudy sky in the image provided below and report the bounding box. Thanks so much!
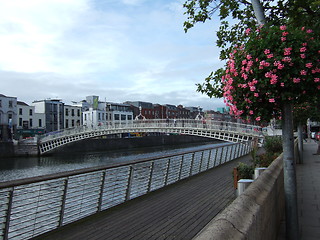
[0,0,225,110]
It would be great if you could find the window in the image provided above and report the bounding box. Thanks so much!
[29,119,33,127]
[9,101,13,108]
[114,114,120,120]
[72,119,75,127]
[84,114,87,121]
[65,109,69,116]
[66,119,69,128]
[121,114,126,120]
[19,108,22,115]
[0,100,2,107]
[98,113,101,120]
[19,118,22,126]
[77,109,80,117]
[29,109,33,116]
[128,115,132,120]
[39,119,42,127]
[71,109,75,116]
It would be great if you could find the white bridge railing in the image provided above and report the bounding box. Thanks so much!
[38,119,263,155]
[0,142,253,240]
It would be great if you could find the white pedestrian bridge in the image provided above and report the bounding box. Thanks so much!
[38,119,264,155]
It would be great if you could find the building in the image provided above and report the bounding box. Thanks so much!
[16,101,46,138]
[32,99,64,132]
[0,94,17,140]
[177,105,191,119]
[185,106,203,119]
[82,96,133,127]
[64,105,82,129]
[125,101,155,119]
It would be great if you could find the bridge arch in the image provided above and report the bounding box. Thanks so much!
[38,119,263,155]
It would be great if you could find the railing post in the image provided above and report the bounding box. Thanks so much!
[199,151,204,172]
[219,147,224,165]
[59,178,69,227]
[3,188,14,240]
[213,148,218,167]
[178,155,184,180]
[147,161,155,192]
[164,158,171,186]
[125,166,134,201]
[189,153,195,176]
[98,171,106,212]
[206,150,212,170]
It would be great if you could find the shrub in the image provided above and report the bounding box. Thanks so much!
[237,162,254,179]
[264,136,283,154]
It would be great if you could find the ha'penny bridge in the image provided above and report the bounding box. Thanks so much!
[38,119,263,155]
[0,119,268,240]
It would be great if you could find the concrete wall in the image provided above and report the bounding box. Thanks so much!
[0,142,14,157]
[193,153,285,240]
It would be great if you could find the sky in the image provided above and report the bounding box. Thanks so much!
[0,0,226,110]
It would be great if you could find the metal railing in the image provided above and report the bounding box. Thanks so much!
[0,142,253,240]
[39,119,262,142]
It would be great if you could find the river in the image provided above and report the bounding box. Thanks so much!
[0,141,230,182]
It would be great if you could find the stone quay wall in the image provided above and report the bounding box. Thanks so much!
[193,153,285,240]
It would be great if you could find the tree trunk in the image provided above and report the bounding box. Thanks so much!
[297,123,303,163]
[282,103,299,239]
[251,0,266,24]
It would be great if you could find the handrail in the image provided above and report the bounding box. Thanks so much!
[0,141,253,240]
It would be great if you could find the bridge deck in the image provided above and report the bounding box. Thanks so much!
[34,153,254,240]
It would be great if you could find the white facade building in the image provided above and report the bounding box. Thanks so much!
[64,105,82,129]
[0,94,17,140]
[17,101,46,138]
[81,96,133,128]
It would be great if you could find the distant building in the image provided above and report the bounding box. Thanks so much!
[82,96,133,127]
[32,99,64,132]
[125,101,155,119]
[185,106,203,119]
[16,101,46,138]
[177,105,190,119]
[64,105,82,129]
[0,94,17,140]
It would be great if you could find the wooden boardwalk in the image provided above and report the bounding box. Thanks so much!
[34,154,253,240]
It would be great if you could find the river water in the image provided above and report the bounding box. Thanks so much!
[0,141,230,182]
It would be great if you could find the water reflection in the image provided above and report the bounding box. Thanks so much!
[0,142,229,182]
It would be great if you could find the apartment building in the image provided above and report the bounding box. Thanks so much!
[16,101,45,138]
[0,94,17,140]
[32,99,64,132]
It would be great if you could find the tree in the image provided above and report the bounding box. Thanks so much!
[183,1,320,239]
[183,0,320,97]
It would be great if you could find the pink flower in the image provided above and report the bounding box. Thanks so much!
[300,54,306,59]
[254,93,259,97]
[267,54,274,59]
[293,78,300,83]
[300,47,307,52]
[280,25,286,30]
[282,57,291,62]
[284,48,292,55]
[256,116,261,121]
[269,98,275,103]
[245,28,251,35]
[281,37,286,42]
[281,82,285,87]
[249,110,253,115]
[306,63,313,68]
[250,86,256,91]
[300,70,307,75]
[282,31,289,36]
[314,78,320,83]
[306,29,313,33]
[264,49,270,54]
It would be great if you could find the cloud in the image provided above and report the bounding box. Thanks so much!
[0,0,225,111]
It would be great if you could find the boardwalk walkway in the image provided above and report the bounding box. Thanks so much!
[34,151,254,240]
